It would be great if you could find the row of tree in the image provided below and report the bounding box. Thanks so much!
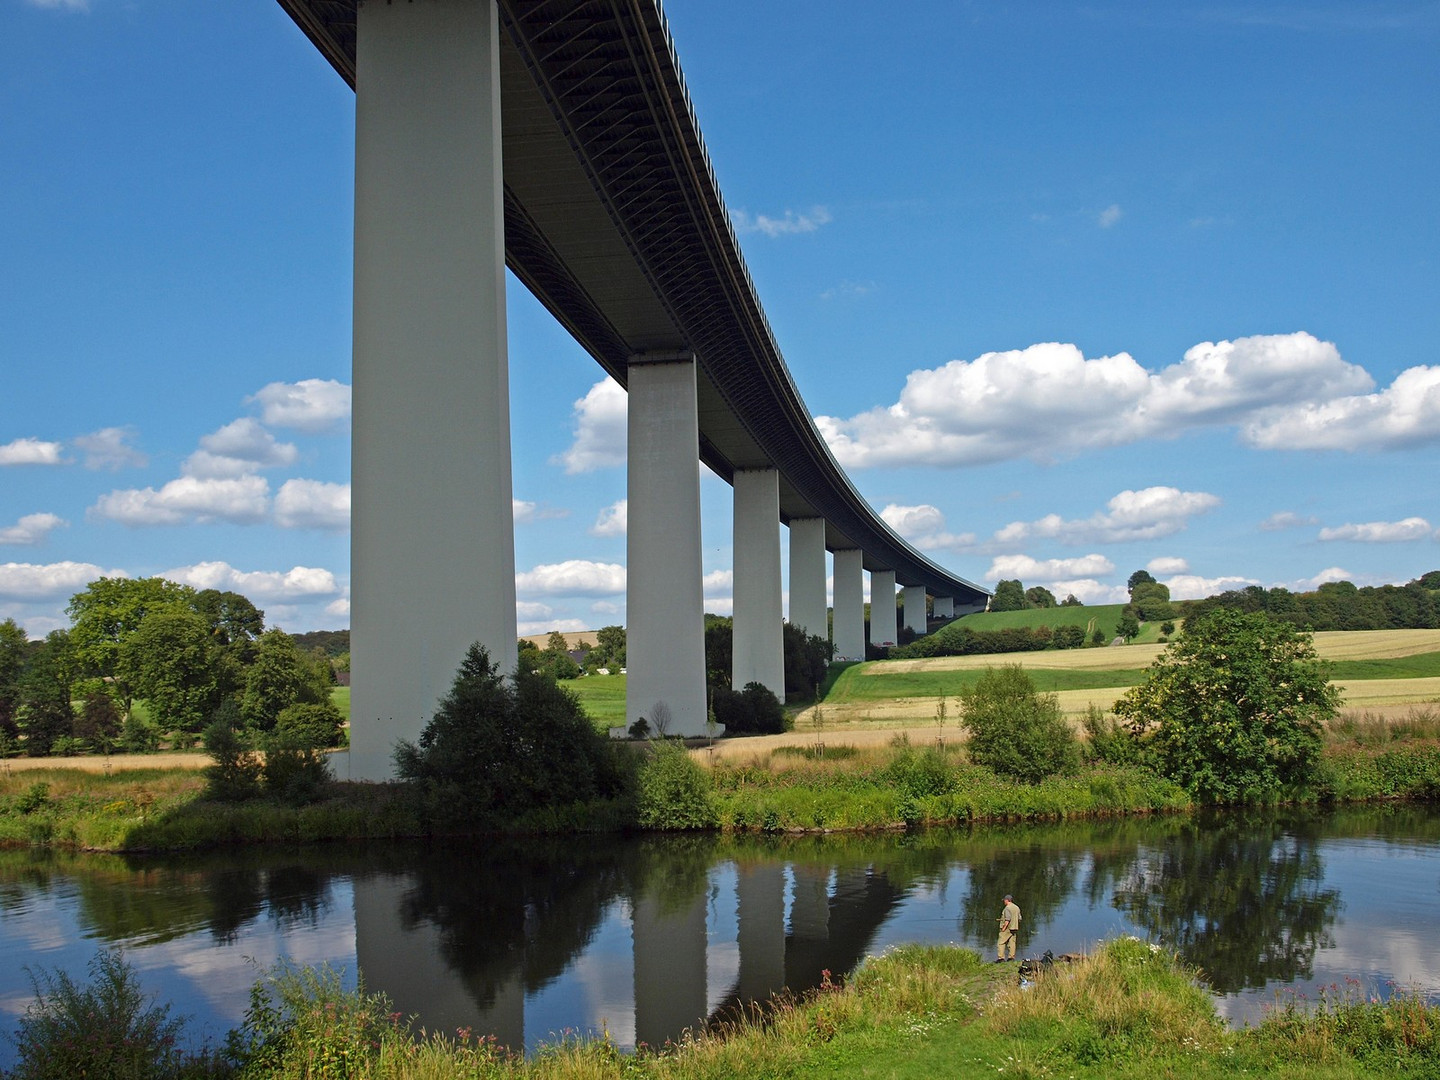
[0,577,342,757]
[1185,573,1440,631]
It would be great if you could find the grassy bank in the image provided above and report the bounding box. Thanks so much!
[7,938,1435,1079]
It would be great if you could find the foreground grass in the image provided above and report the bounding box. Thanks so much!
[10,939,1434,1079]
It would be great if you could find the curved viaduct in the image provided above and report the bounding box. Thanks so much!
[277,0,988,778]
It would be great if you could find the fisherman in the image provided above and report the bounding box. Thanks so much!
[997,894,1021,961]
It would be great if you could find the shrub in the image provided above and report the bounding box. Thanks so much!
[960,665,1079,783]
[9,951,191,1080]
[261,729,332,805]
[273,700,344,749]
[636,742,717,829]
[713,681,786,735]
[1113,609,1338,803]
[202,720,262,802]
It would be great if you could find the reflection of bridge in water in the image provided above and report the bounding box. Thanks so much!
[352,856,911,1050]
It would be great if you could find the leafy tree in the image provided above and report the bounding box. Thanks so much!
[1116,613,1141,641]
[990,579,1026,612]
[711,681,785,735]
[115,609,220,735]
[959,665,1078,782]
[782,622,832,698]
[636,742,716,829]
[1127,569,1157,595]
[703,615,733,689]
[590,624,627,670]
[541,630,581,680]
[74,691,123,753]
[1024,585,1057,609]
[240,629,329,732]
[394,644,626,824]
[1051,624,1085,650]
[20,631,76,756]
[1131,580,1174,620]
[517,638,544,673]
[1419,570,1440,590]
[274,700,345,748]
[1060,593,1084,607]
[66,577,197,717]
[1112,609,1339,803]
[0,617,27,737]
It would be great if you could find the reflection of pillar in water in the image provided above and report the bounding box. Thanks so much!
[789,866,831,942]
[632,891,707,1048]
[352,875,524,1049]
[735,864,785,1006]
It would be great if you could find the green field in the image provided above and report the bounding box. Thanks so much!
[941,602,1169,644]
[568,673,628,729]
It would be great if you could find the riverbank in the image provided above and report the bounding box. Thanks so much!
[5,938,1434,1079]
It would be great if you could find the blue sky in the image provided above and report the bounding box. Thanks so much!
[3,0,1438,638]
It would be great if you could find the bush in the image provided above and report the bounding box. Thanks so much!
[394,643,627,825]
[636,742,717,829]
[202,721,262,802]
[713,681,786,735]
[9,951,193,1080]
[960,665,1079,783]
[261,729,332,805]
[273,700,344,749]
[1113,609,1338,803]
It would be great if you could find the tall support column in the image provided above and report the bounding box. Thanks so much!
[627,355,708,735]
[933,596,954,619]
[870,569,897,647]
[832,549,865,660]
[903,585,928,636]
[733,468,784,700]
[787,517,828,639]
[350,0,515,780]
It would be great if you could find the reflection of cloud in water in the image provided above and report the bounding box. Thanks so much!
[524,900,634,1048]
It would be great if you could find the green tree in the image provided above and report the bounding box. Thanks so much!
[240,629,328,732]
[782,622,832,698]
[115,609,220,736]
[703,615,733,689]
[1127,569,1157,595]
[541,630,581,680]
[1116,613,1141,641]
[19,631,75,756]
[0,617,27,737]
[1112,609,1339,803]
[990,579,1026,612]
[66,577,197,717]
[1024,585,1057,609]
[590,624,626,670]
[1060,593,1084,607]
[959,665,1078,782]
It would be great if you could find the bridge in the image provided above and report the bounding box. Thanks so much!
[277,0,989,778]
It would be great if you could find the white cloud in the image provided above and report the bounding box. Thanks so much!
[591,499,628,537]
[0,438,63,466]
[0,513,66,546]
[74,427,147,470]
[1243,364,1440,451]
[1299,567,1354,589]
[986,553,1115,583]
[163,561,341,600]
[880,504,976,550]
[1318,517,1433,543]
[1146,556,1190,575]
[994,487,1220,546]
[515,560,626,597]
[91,475,271,525]
[518,617,591,636]
[513,499,568,525]
[275,479,350,530]
[1047,579,1129,605]
[816,332,1378,468]
[1098,203,1123,228]
[0,561,121,600]
[553,377,627,474]
[516,601,555,620]
[731,205,832,237]
[183,418,297,478]
[1164,573,1262,600]
[248,378,351,432]
[1261,511,1318,531]
[324,597,350,620]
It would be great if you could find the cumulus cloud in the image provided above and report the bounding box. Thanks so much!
[1298,567,1354,589]
[515,560,626,597]
[0,438,63,466]
[0,561,122,600]
[1098,203,1123,228]
[513,499,568,525]
[91,475,271,526]
[1318,517,1433,543]
[816,332,1384,468]
[275,479,350,530]
[183,418,297,478]
[1243,364,1440,450]
[1261,510,1319,531]
[993,487,1220,546]
[1163,573,1262,600]
[880,504,976,550]
[1146,556,1190,576]
[591,499,627,537]
[74,427,147,471]
[986,553,1115,582]
[518,617,591,636]
[731,205,832,237]
[248,378,351,432]
[164,561,341,600]
[1047,579,1129,605]
[553,377,627,474]
[0,513,66,546]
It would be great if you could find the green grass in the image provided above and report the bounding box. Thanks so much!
[567,672,628,729]
[330,685,350,720]
[938,603,1173,645]
[1329,650,1440,680]
[825,664,1150,703]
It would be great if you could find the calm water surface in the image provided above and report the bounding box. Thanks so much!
[1,805,1436,1065]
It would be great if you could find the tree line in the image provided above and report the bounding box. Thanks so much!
[0,577,342,757]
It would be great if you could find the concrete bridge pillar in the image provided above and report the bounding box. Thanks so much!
[349,0,515,780]
[787,517,828,640]
[903,584,928,636]
[870,569,897,648]
[627,354,708,735]
[933,596,954,619]
[832,549,865,661]
[733,468,785,700]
